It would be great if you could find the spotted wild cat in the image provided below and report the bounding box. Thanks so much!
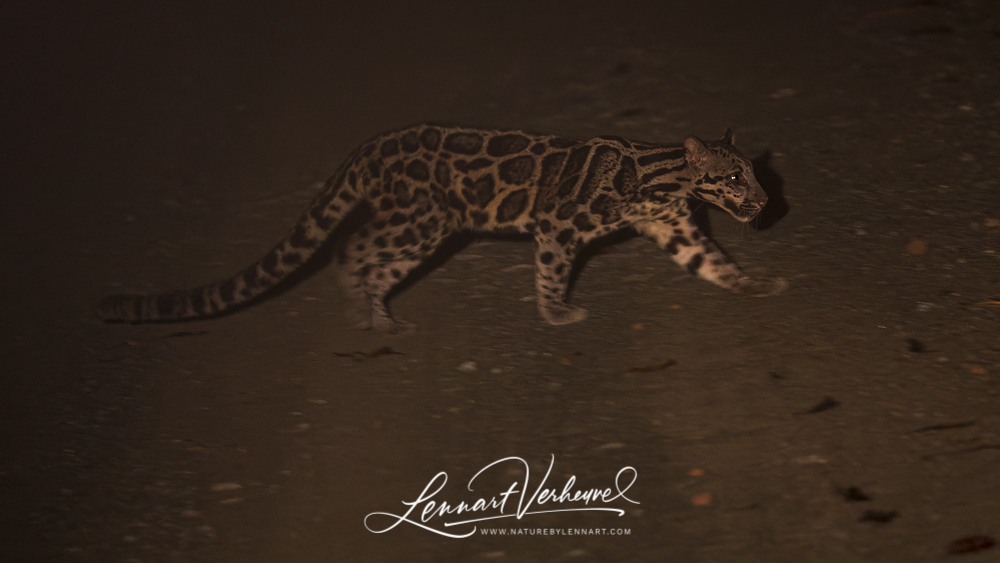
[99,125,785,332]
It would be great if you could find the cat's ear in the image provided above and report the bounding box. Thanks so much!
[683,136,711,168]
[720,128,735,145]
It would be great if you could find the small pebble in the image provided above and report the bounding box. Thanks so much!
[906,239,928,255]
[691,492,713,506]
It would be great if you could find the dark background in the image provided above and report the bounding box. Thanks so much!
[2,1,999,561]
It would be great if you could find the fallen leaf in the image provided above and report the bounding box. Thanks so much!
[628,360,676,373]
[837,486,871,502]
[859,509,898,523]
[333,346,403,360]
[798,396,840,414]
[985,218,1000,228]
[688,468,704,477]
[947,535,995,554]
[912,419,977,433]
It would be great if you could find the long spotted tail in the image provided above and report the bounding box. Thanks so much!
[98,162,361,323]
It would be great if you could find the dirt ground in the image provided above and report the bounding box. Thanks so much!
[2,1,1000,562]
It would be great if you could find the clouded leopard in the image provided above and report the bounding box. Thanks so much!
[99,125,784,332]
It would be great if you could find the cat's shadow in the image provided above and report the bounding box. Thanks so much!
[750,150,789,231]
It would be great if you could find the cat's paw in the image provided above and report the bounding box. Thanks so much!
[539,301,589,325]
[346,308,374,330]
[734,277,787,297]
[372,316,417,335]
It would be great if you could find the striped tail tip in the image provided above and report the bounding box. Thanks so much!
[97,293,146,322]
[97,291,197,323]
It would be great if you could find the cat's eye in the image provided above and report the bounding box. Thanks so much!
[728,172,741,183]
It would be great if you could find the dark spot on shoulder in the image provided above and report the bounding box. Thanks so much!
[556,228,575,245]
[475,174,496,205]
[380,138,399,158]
[589,193,621,224]
[434,160,452,188]
[400,131,420,153]
[559,145,591,182]
[497,155,535,185]
[447,191,467,212]
[555,202,577,221]
[453,157,493,174]
[443,132,484,155]
[572,212,596,232]
[469,210,490,226]
[405,159,430,182]
[538,152,567,188]
[495,189,530,223]
[486,133,531,157]
[555,175,578,199]
[613,156,637,195]
[419,128,441,151]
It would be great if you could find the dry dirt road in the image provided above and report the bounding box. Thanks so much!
[2,2,999,562]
